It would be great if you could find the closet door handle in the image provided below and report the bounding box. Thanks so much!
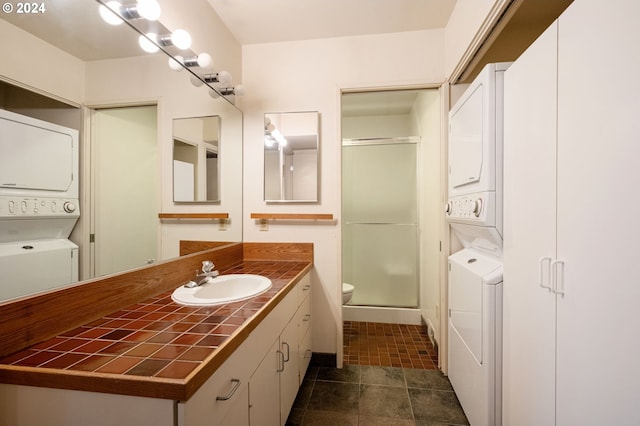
[551,260,565,296]
[282,341,290,362]
[539,257,553,290]
[216,379,241,401]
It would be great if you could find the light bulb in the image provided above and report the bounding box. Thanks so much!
[233,85,245,96]
[168,55,184,71]
[217,70,232,85]
[136,0,161,21]
[171,29,192,50]
[139,33,159,53]
[197,53,212,68]
[99,1,123,25]
[190,75,204,87]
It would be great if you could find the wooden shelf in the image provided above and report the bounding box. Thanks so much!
[158,213,229,219]
[250,213,334,220]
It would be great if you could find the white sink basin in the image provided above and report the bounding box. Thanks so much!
[171,274,272,306]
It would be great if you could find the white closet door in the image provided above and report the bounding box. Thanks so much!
[502,21,558,426]
[556,1,640,424]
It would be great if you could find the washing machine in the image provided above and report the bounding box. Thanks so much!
[448,247,502,426]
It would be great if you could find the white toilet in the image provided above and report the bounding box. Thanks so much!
[342,283,354,304]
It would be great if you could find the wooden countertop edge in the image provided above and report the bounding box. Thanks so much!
[0,262,313,401]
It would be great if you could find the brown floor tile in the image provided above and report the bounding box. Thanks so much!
[343,321,437,369]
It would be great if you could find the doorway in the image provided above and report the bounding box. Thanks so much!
[340,87,443,362]
[90,105,158,277]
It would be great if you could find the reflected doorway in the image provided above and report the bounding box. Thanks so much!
[90,105,158,277]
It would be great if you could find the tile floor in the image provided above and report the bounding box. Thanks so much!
[286,364,469,425]
[286,321,469,425]
[343,321,438,369]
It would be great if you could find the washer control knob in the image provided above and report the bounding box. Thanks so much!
[472,198,483,217]
[63,202,76,213]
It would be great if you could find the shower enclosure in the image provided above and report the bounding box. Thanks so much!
[342,137,419,308]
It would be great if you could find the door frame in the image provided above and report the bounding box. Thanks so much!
[80,99,161,280]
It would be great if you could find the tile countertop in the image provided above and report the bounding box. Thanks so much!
[0,259,312,401]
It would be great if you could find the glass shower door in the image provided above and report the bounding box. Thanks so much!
[342,139,419,307]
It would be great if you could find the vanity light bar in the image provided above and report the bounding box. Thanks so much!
[219,85,245,96]
[203,71,232,85]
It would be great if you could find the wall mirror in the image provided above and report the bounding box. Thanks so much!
[173,116,221,202]
[264,111,319,202]
[0,0,243,302]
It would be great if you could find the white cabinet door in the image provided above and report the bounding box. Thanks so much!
[556,2,640,424]
[280,317,299,425]
[502,20,558,426]
[249,337,281,426]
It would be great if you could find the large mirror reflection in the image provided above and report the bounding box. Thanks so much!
[0,0,243,303]
[264,111,320,202]
[173,116,221,202]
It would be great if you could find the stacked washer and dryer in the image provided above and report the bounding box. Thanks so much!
[0,109,80,302]
[446,62,510,426]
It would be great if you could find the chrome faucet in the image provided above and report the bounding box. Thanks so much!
[184,260,219,288]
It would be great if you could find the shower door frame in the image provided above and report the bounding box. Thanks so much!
[341,136,422,309]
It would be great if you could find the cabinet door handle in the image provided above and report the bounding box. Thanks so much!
[539,256,553,290]
[303,314,311,322]
[282,341,290,362]
[216,378,241,401]
[277,350,285,372]
[551,260,565,296]
[303,284,311,291]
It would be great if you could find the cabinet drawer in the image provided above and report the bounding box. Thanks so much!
[297,274,311,306]
[297,295,311,342]
[178,348,250,426]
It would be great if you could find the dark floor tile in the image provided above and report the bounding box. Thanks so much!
[359,416,416,426]
[404,368,454,391]
[292,375,315,409]
[361,365,405,387]
[359,384,413,419]
[307,381,359,413]
[408,388,469,425]
[316,364,360,383]
[286,407,305,426]
[301,409,358,425]
[303,365,319,381]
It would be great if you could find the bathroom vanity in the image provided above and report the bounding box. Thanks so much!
[0,242,313,426]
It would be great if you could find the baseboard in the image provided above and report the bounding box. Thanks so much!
[310,352,337,368]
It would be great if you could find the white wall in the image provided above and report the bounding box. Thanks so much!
[242,29,445,356]
[0,19,85,104]
[413,90,443,344]
[85,55,243,259]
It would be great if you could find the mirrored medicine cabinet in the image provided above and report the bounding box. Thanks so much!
[264,111,320,203]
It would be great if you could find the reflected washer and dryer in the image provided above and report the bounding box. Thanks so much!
[0,109,80,301]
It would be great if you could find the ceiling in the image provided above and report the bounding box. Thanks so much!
[206,0,457,45]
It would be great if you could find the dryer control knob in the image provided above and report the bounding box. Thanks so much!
[445,202,452,215]
[472,198,483,217]
[63,202,76,213]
